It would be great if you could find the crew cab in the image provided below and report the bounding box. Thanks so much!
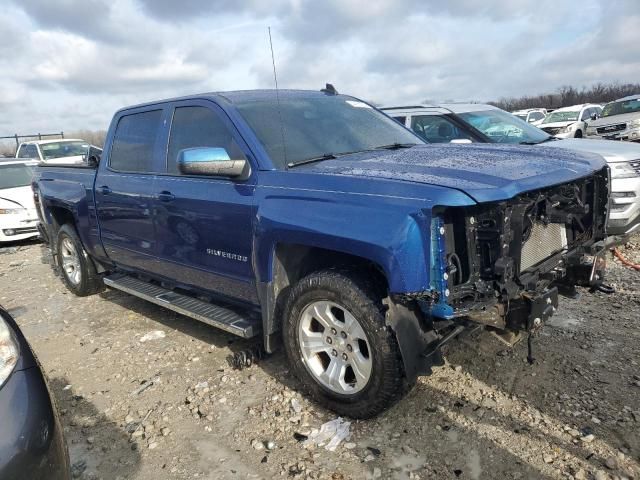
[384,104,640,236]
[34,89,609,418]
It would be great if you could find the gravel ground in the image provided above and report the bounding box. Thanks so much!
[0,238,639,480]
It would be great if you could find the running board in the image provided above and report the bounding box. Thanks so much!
[103,274,260,338]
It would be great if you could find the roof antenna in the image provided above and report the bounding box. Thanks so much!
[268,26,288,167]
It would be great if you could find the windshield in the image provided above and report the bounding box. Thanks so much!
[0,164,33,189]
[235,95,422,168]
[40,141,89,160]
[601,98,640,117]
[542,111,579,123]
[458,109,551,144]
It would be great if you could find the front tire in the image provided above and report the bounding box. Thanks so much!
[56,224,104,296]
[282,270,406,419]
[574,129,583,138]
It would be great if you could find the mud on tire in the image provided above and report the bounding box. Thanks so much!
[56,224,104,297]
[282,269,407,419]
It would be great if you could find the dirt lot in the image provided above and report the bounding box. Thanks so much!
[1,238,639,480]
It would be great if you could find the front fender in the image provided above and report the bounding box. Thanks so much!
[253,193,433,293]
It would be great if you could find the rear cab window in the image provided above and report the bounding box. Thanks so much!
[109,110,164,173]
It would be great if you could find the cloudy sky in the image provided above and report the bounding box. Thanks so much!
[1,0,638,134]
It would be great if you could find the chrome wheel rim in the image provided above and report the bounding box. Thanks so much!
[298,300,372,395]
[60,237,82,285]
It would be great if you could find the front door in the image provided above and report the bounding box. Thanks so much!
[151,101,258,304]
[95,108,165,273]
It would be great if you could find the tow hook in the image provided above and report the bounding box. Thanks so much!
[527,316,543,365]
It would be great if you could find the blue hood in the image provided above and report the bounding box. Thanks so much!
[302,144,606,203]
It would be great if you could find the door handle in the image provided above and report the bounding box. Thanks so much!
[99,185,112,195]
[157,191,175,202]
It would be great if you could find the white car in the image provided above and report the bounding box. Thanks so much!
[15,139,91,165]
[512,108,547,125]
[383,103,640,236]
[0,160,40,243]
[538,104,602,139]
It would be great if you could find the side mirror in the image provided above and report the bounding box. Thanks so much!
[590,113,598,121]
[450,138,473,144]
[178,147,250,180]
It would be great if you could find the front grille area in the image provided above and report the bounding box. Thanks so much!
[597,123,626,134]
[630,160,640,175]
[520,223,568,271]
[541,127,563,135]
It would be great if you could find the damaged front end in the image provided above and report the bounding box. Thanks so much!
[387,168,610,379]
[431,167,609,340]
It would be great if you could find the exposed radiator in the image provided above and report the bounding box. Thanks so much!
[520,223,568,271]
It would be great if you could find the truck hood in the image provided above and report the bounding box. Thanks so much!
[588,112,640,127]
[303,144,605,203]
[0,185,36,210]
[543,138,640,163]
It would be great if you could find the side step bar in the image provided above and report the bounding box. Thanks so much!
[103,274,261,338]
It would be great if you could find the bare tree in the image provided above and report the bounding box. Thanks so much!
[489,82,640,111]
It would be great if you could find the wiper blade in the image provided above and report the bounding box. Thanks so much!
[373,143,418,150]
[287,154,337,168]
[520,137,558,145]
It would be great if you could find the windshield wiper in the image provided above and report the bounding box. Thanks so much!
[520,137,559,145]
[373,143,418,150]
[287,154,337,168]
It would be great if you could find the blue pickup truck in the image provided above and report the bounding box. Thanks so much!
[33,89,610,418]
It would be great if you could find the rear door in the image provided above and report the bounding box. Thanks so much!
[95,107,167,273]
[151,100,259,304]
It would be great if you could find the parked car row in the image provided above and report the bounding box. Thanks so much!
[513,94,640,143]
[384,102,640,237]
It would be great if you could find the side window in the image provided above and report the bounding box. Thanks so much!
[410,115,472,143]
[17,144,36,158]
[392,116,406,126]
[167,106,245,175]
[109,110,163,173]
[580,109,591,121]
[530,112,544,122]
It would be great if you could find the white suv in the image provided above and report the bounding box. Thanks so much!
[512,108,547,125]
[586,94,640,142]
[538,104,602,139]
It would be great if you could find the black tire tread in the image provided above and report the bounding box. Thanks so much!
[56,224,104,297]
[282,268,408,419]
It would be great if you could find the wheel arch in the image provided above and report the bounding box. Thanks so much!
[258,242,390,353]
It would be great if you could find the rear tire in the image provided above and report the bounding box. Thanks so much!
[282,269,406,419]
[56,224,104,296]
